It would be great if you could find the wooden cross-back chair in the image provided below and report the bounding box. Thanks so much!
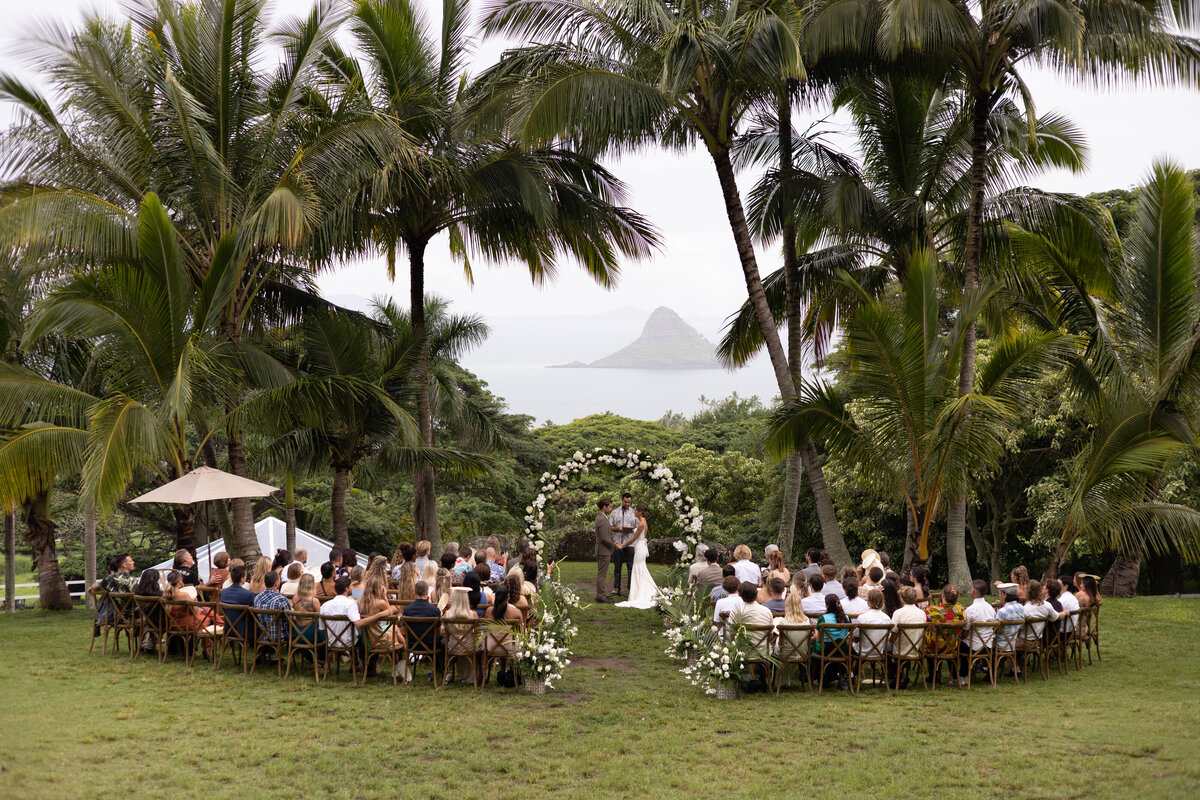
[964,621,1000,687]
[772,622,815,694]
[927,622,964,689]
[441,617,482,689]
[320,615,359,683]
[251,607,288,676]
[814,623,855,695]
[892,623,929,690]
[215,603,254,673]
[361,615,404,686]
[283,610,324,681]
[852,624,893,694]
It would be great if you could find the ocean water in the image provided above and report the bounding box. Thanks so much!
[463,362,784,425]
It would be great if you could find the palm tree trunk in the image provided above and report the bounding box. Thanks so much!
[331,463,351,548]
[21,490,72,610]
[902,505,920,573]
[84,503,96,611]
[173,503,196,555]
[225,425,260,560]
[1100,551,1140,597]
[4,512,15,614]
[200,427,234,542]
[945,93,993,588]
[777,84,804,562]
[408,238,443,556]
[284,470,296,554]
[709,147,796,400]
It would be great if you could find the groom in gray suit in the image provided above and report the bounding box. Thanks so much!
[594,497,615,603]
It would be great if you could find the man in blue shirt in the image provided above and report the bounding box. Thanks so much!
[219,564,255,640]
[485,547,506,584]
[403,580,443,677]
[994,584,1026,680]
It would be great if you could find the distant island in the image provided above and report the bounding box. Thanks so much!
[549,307,722,369]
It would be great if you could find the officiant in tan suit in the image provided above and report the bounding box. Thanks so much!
[595,497,615,603]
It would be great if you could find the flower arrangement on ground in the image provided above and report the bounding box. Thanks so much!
[523,448,705,567]
[507,579,581,690]
[657,586,711,662]
[680,628,760,697]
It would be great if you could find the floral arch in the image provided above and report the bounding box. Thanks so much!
[523,447,705,566]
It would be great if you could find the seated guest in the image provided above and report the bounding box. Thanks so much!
[482,584,523,654]
[801,574,829,617]
[485,547,506,584]
[357,571,402,678]
[252,571,292,649]
[1057,576,1080,634]
[163,570,216,632]
[960,579,997,684]
[204,552,231,589]
[220,564,255,642]
[731,544,759,585]
[821,563,847,601]
[690,546,723,588]
[520,550,539,586]
[292,547,311,577]
[801,548,823,580]
[403,580,442,661]
[441,587,480,683]
[315,562,337,600]
[440,551,457,571]
[994,584,1025,659]
[485,535,507,568]
[789,571,809,600]
[248,556,272,595]
[908,565,930,605]
[841,579,868,616]
[890,586,927,688]
[852,589,891,657]
[93,553,138,596]
[413,540,432,575]
[420,558,439,589]
[506,569,530,614]
[474,550,488,567]
[328,546,343,576]
[925,584,965,681]
[994,565,1029,603]
[395,562,419,606]
[762,577,787,614]
[433,568,453,612]
[730,582,774,653]
[389,541,414,581]
[861,565,884,596]
[712,576,743,624]
[321,575,390,647]
[290,574,324,647]
[270,549,291,577]
[338,549,357,580]
[280,562,303,598]
[814,595,852,687]
[453,546,474,575]
[173,549,201,587]
[472,564,496,606]
[880,578,903,617]
[1021,579,1061,644]
[135,568,165,653]
[710,565,738,602]
[348,566,365,599]
[461,572,485,616]
[766,548,791,584]
[443,542,459,559]
[1075,573,1101,638]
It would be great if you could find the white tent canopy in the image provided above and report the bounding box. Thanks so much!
[150,516,369,582]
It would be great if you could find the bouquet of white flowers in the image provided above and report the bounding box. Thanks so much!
[511,628,571,689]
[680,628,758,696]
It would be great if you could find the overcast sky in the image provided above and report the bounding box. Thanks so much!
[4,0,1199,325]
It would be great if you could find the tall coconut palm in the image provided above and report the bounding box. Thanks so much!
[767,250,1076,566]
[252,305,489,547]
[807,0,1200,582]
[482,0,859,561]
[1012,162,1200,579]
[312,0,657,554]
[0,0,404,558]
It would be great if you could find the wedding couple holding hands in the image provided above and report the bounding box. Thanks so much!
[594,493,658,609]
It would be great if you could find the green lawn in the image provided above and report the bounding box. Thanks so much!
[0,562,1197,799]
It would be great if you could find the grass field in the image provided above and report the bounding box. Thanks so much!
[0,562,1197,799]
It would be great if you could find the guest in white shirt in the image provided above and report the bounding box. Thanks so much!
[320,575,390,646]
[730,583,775,654]
[841,579,869,616]
[288,547,313,578]
[890,586,927,688]
[852,589,892,656]
[801,574,830,617]
[1057,578,1080,633]
[731,545,761,586]
[820,563,847,601]
[713,576,743,624]
[860,566,884,597]
[961,579,997,685]
[689,546,724,588]
[1021,579,1063,641]
[280,562,303,598]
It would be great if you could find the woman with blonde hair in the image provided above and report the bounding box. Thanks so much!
[248,556,272,595]
[442,587,481,683]
[772,581,812,688]
[432,568,453,612]
[359,570,400,644]
[395,561,419,606]
[365,555,389,582]
[420,559,439,589]
[349,566,366,599]
[291,574,324,646]
[505,568,530,614]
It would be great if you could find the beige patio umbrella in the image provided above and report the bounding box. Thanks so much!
[129,466,279,505]
[130,466,279,571]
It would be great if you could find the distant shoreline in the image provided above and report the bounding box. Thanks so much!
[547,362,722,370]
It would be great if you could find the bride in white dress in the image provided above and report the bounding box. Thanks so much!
[615,505,658,609]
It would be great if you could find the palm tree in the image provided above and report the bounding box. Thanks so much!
[1013,162,1200,580]
[314,0,657,554]
[767,250,1075,570]
[807,0,1200,582]
[0,0,403,558]
[482,0,862,560]
[252,304,489,547]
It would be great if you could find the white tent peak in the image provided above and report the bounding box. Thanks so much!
[150,515,369,581]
